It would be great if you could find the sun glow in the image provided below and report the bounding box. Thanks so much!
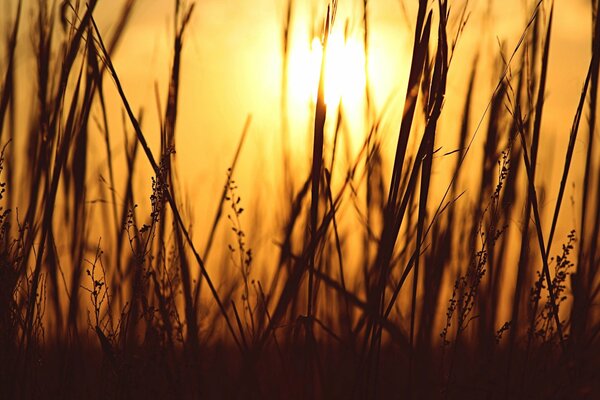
[289,31,367,109]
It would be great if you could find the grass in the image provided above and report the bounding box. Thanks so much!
[1,0,600,398]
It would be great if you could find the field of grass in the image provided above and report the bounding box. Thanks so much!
[1,0,600,398]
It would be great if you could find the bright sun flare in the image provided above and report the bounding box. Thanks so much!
[289,31,366,108]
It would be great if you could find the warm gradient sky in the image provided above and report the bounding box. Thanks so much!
[91,0,593,186]
[1,0,596,270]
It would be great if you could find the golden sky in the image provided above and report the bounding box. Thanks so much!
[1,0,596,267]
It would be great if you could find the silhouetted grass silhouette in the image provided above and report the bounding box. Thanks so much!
[1,0,600,399]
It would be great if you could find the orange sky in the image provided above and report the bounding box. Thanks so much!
[1,0,596,275]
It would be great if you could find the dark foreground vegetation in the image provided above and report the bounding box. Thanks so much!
[1,0,600,398]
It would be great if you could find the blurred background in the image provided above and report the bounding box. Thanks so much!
[0,0,596,332]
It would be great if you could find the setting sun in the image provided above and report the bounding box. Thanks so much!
[313,32,366,107]
[289,30,366,108]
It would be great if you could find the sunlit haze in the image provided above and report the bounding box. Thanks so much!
[1,0,599,398]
